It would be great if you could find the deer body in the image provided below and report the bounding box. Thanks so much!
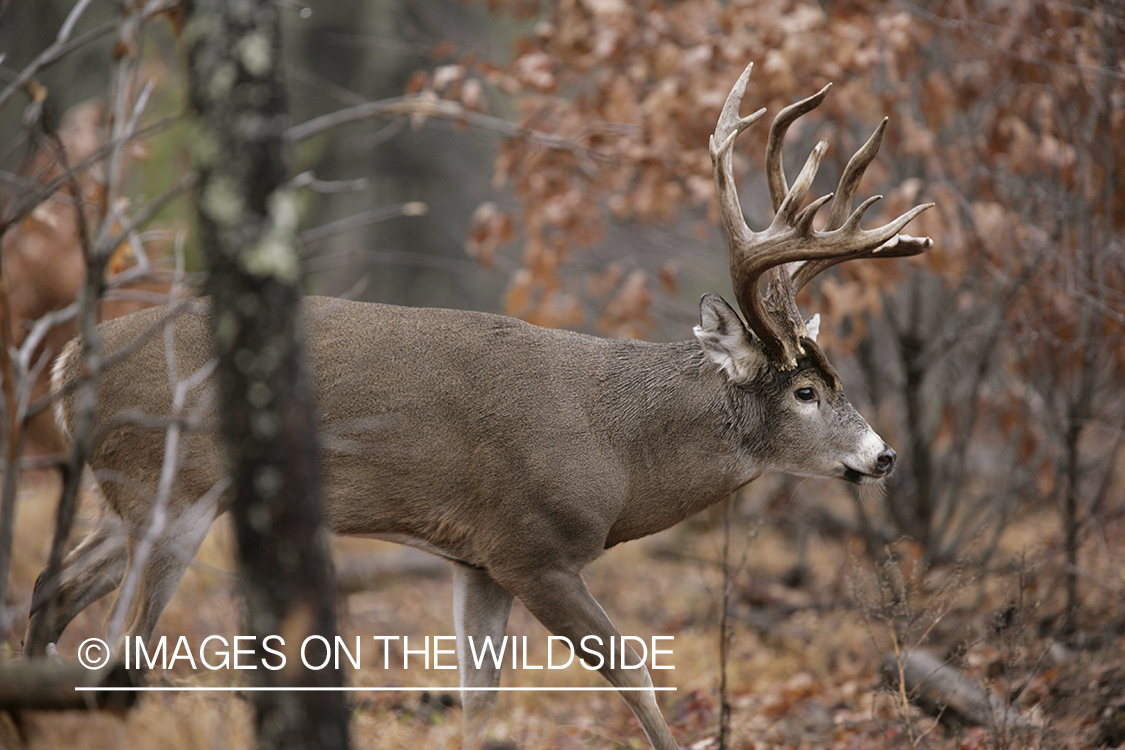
[34,293,889,747]
[28,63,933,750]
[51,293,887,573]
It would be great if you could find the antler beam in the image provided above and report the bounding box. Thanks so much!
[709,62,934,367]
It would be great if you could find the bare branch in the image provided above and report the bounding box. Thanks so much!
[288,171,370,194]
[285,92,600,158]
[0,9,114,112]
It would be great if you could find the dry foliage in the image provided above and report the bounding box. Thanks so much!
[1,100,180,458]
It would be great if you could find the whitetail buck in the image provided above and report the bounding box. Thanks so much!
[27,63,932,749]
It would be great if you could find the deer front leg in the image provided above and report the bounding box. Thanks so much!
[501,568,679,750]
[452,563,515,747]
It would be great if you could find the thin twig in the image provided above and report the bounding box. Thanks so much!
[298,201,427,247]
[105,354,218,646]
[96,171,198,258]
[0,1,113,112]
[717,496,733,750]
[1,116,178,231]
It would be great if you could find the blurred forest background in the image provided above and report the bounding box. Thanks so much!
[0,0,1123,748]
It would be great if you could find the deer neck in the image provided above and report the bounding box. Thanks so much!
[597,339,762,547]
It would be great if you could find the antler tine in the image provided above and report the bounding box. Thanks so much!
[774,138,829,230]
[710,63,766,253]
[766,84,832,212]
[714,62,768,145]
[790,219,935,291]
[825,118,887,231]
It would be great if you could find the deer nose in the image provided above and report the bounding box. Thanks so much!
[874,447,897,476]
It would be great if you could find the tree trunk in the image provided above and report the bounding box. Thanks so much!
[185,1,349,748]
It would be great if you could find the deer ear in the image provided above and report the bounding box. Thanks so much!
[805,313,820,343]
[694,294,762,381]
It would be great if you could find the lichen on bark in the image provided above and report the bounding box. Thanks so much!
[184,1,349,748]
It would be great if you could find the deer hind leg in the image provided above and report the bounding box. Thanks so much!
[109,491,220,655]
[452,563,515,748]
[24,513,129,656]
[501,568,679,750]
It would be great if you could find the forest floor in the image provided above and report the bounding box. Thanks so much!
[3,471,1124,750]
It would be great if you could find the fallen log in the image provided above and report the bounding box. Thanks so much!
[884,649,1032,730]
[0,661,136,712]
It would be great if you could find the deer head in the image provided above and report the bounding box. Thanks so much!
[691,63,934,484]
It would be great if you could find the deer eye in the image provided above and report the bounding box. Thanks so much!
[795,386,818,404]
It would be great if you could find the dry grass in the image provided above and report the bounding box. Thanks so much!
[4,473,1125,750]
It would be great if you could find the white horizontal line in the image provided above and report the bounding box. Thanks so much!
[76,686,677,692]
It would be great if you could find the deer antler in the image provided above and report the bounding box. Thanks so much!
[710,63,934,368]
